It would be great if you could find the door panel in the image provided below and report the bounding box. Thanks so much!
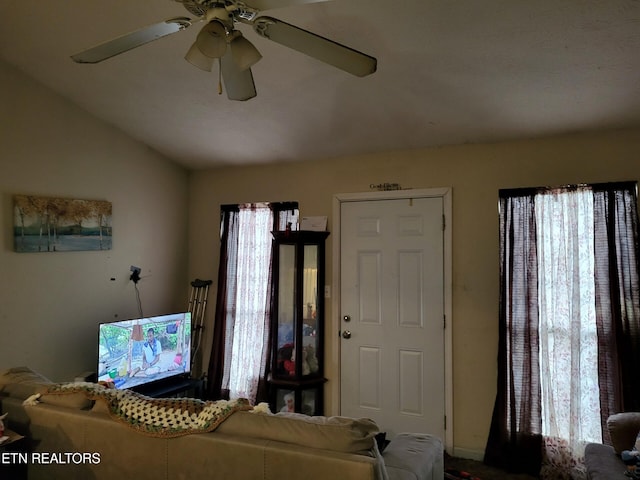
[359,346,381,409]
[358,251,382,324]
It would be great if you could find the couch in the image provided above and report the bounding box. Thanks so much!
[585,412,640,480]
[0,367,443,480]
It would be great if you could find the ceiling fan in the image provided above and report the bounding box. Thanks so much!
[71,0,377,101]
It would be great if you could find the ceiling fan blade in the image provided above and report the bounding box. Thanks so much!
[71,17,193,64]
[248,0,328,11]
[253,16,376,77]
[221,53,257,101]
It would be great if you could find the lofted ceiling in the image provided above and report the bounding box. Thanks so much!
[1,0,639,170]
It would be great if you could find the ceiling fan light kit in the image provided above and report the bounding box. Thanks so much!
[71,0,377,101]
[195,20,229,58]
[230,32,263,71]
[184,42,214,71]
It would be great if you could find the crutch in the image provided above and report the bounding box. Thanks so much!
[188,279,212,378]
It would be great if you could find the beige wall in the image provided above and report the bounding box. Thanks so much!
[189,128,640,458]
[0,61,190,382]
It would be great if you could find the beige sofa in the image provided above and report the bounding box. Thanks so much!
[0,367,443,480]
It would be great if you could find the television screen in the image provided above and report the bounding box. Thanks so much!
[97,312,191,390]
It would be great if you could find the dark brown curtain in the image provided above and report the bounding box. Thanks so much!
[206,202,298,402]
[484,192,543,475]
[593,183,640,437]
[206,204,239,401]
[485,182,640,474]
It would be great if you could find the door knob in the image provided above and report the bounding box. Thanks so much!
[342,330,352,339]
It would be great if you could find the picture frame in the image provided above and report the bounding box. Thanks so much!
[13,195,112,252]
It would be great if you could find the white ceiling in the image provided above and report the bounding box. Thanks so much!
[1,0,639,170]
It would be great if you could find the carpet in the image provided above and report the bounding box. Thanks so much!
[445,468,482,480]
[444,453,539,480]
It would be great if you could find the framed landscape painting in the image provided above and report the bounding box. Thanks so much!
[14,195,112,252]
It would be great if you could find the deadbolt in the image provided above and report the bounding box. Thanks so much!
[342,330,352,339]
[343,315,351,322]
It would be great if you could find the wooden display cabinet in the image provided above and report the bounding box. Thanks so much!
[268,230,329,415]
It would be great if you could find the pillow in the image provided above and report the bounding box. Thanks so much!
[608,412,640,455]
[216,410,379,453]
[0,366,53,399]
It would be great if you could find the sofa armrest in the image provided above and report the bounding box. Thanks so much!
[585,443,626,480]
[608,413,640,454]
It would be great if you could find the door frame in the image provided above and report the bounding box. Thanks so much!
[331,187,453,453]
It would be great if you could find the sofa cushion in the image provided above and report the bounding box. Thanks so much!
[91,397,110,414]
[0,366,93,410]
[39,391,94,410]
[608,412,640,455]
[216,411,379,453]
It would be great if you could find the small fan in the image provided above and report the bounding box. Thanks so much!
[71,0,377,101]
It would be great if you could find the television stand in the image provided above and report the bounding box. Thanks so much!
[131,376,204,400]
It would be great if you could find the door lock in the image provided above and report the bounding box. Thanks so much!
[342,330,352,339]
[343,315,351,322]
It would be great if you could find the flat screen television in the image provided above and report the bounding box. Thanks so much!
[97,312,192,390]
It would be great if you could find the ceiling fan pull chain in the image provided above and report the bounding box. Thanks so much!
[217,58,223,95]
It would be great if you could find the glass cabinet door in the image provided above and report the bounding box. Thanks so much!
[274,386,322,416]
[302,244,320,376]
[275,244,296,377]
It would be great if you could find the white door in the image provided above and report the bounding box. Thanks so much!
[339,195,446,440]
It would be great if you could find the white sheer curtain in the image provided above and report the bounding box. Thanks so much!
[209,202,299,404]
[226,206,274,400]
[535,188,602,479]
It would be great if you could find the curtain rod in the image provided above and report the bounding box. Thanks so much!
[220,201,299,212]
[499,180,637,198]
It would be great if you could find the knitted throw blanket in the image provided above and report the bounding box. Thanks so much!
[43,382,253,438]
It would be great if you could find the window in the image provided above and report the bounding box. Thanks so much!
[207,202,298,403]
[485,182,640,479]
